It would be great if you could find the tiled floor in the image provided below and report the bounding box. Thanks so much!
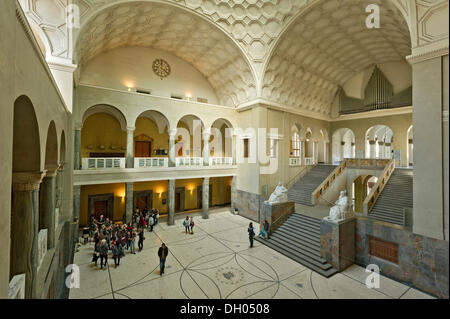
[70,208,434,299]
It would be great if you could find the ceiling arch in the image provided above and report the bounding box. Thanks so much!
[261,0,412,116]
[74,1,257,107]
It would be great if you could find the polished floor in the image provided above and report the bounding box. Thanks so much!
[70,208,434,299]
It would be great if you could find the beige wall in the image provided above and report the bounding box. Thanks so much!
[80,46,219,105]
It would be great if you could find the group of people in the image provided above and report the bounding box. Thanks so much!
[247,220,270,248]
[183,216,195,234]
[86,209,167,275]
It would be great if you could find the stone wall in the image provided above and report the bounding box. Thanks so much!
[261,201,295,232]
[356,218,449,298]
[235,190,262,222]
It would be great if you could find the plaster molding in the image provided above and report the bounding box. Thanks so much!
[406,39,449,65]
[12,171,46,192]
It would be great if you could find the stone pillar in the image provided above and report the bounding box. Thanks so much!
[168,179,175,225]
[72,185,81,245]
[340,141,346,161]
[368,140,376,158]
[126,126,135,168]
[202,129,211,166]
[11,171,45,299]
[202,177,210,219]
[74,128,81,170]
[411,55,447,240]
[301,141,306,160]
[231,176,237,211]
[378,141,385,159]
[169,129,177,167]
[125,182,133,223]
[41,166,58,249]
[232,134,237,165]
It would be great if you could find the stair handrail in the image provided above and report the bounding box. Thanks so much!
[363,159,396,216]
[311,160,348,206]
[286,164,316,190]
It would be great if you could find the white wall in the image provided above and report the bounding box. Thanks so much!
[79,46,219,105]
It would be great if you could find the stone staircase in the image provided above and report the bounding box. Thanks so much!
[256,213,338,278]
[288,165,337,206]
[369,169,413,226]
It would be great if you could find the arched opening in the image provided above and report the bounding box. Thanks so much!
[317,129,328,164]
[365,125,394,159]
[134,110,170,167]
[176,115,205,162]
[407,125,413,167]
[210,118,234,162]
[304,129,314,162]
[60,130,66,164]
[11,95,41,298]
[351,174,377,213]
[81,105,127,168]
[290,124,303,159]
[332,128,356,163]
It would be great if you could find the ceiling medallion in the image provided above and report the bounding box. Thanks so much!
[152,58,171,79]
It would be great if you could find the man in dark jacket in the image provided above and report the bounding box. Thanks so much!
[158,243,169,275]
[263,220,270,239]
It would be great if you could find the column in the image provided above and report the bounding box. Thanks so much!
[231,176,237,211]
[411,55,447,240]
[74,128,81,170]
[125,182,133,223]
[202,129,211,166]
[126,126,135,168]
[378,141,385,159]
[72,185,81,245]
[41,166,58,249]
[368,140,376,158]
[340,141,346,160]
[301,141,306,162]
[168,179,175,225]
[11,171,45,299]
[55,163,65,227]
[202,177,210,219]
[169,129,177,167]
[232,133,237,165]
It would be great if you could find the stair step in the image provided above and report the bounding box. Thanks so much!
[269,236,325,262]
[275,228,321,249]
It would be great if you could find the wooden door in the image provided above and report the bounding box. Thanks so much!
[136,196,147,212]
[94,200,108,220]
[135,141,151,157]
[175,193,181,212]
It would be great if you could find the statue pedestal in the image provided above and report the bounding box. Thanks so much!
[320,217,356,271]
[261,201,295,232]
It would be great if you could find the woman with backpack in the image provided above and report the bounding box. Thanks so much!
[112,240,121,268]
[183,216,190,234]
[98,239,109,269]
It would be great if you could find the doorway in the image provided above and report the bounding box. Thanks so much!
[135,141,151,157]
[88,193,114,221]
[175,187,185,212]
[133,190,153,212]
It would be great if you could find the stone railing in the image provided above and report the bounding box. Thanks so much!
[345,158,390,169]
[209,157,233,166]
[304,157,315,165]
[134,157,168,168]
[311,160,348,205]
[289,157,302,166]
[8,274,25,299]
[82,157,126,169]
[363,159,395,215]
[38,229,47,269]
[176,157,203,167]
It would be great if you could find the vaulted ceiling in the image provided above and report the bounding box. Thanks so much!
[19,0,449,117]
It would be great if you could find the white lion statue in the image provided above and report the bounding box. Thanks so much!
[328,190,349,221]
[266,182,288,204]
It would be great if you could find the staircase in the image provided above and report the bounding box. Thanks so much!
[288,165,337,206]
[256,213,338,277]
[369,169,413,226]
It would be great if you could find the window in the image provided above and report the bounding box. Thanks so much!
[243,138,249,158]
[292,132,301,157]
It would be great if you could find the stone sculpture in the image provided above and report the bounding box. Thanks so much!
[266,182,288,204]
[328,190,349,221]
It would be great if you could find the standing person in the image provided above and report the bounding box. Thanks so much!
[138,228,145,252]
[129,229,136,254]
[149,214,154,232]
[189,217,195,235]
[183,216,190,234]
[112,240,121,268]
[98,239,108,269]
[154,209,159,225]
[248,222,255,248]
[263,220,270,239]
[158,243,169,276]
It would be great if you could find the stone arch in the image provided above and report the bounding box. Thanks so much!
[82,104,127,131]
[332,128,356,163]
[176,114,205,158]
[60,130,66,164]
[13,95,41,172]
[210,118,234,158]
[73,0,258,107]
[44,121,58,170]
[365,125,394,159]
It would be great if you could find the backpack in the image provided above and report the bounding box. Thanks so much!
[183,220,187,227]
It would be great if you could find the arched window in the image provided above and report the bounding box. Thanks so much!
[292,132,301,157]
